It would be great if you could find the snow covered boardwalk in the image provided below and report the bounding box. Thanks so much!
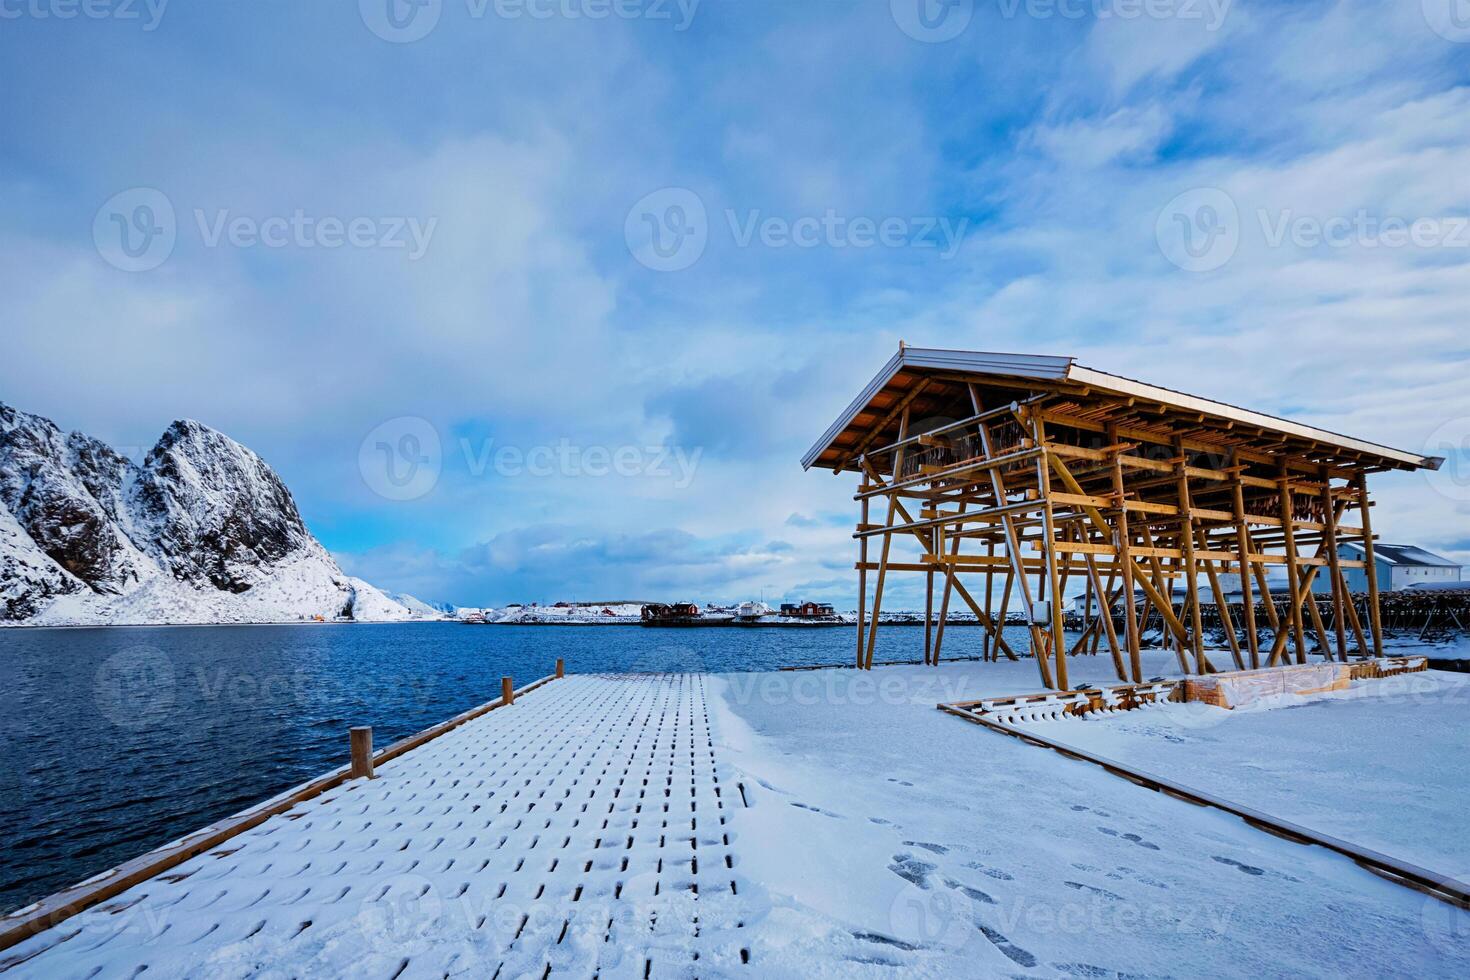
[1,674,752,978]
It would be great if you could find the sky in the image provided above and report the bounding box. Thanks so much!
[2,0,1469,609]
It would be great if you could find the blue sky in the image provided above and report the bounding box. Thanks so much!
[3,0,1469,608]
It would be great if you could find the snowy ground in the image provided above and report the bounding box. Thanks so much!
[1025,668,1470,874]
[709,654,1470,977]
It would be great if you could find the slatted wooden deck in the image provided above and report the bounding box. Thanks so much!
[0,674,750,979]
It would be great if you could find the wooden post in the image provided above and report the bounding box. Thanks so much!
[502,675,515,705]
[1278,468,1309,664]
[1229,465,1260,669]
[1320,468,1348,662]
[350,726,374,780]
[924,562,935,666]
[1356,471,1384,657]
[556,658,565,679]
[863,408,911,670]
[1173,439,1206,674]
[857,488,869,669]
[983,538,995,661]
[1033,414,1069,691]
[1110,439,1143,683]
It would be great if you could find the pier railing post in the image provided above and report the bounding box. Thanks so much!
[350,726,374,779]
[502,675,514,704]
[556,658,565,679]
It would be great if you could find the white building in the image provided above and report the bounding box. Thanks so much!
[1314,543,1462,594]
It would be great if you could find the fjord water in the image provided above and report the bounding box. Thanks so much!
[0,621,952,914]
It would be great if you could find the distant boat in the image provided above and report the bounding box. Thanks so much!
[640,602,737,627]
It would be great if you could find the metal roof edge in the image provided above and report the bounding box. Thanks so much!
[1065,364,1437,470]
[800,348,1074,470]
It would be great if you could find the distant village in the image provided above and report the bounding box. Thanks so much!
[451,542,1465,637]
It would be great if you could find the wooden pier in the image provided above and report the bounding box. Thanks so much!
[1,672,750,978]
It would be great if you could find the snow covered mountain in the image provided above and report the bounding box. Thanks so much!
[0,402,430,626]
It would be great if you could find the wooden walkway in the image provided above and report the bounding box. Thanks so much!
[1,674,750,979]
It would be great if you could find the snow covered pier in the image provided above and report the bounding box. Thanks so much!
[1,673,751,978]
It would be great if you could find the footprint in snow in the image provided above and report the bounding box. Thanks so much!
[886,778,915,787]
[1212,855,1298,881]
[1098,827,1160,850]
[1052,962,1113,977]
[977,922,1037,968]
[942,877,996,905]
[1064,881,1123,901]
[902,840,949,855]
[789,802,842,818]
[851,931,919,952]
[888,854,936,889]
[966,862,1014,881]
[1211,855,1264,876]
[869,817,892,825]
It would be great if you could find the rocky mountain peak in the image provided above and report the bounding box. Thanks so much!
[0,402,416,625]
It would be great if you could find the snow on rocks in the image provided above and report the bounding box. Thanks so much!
[0,402,422,626]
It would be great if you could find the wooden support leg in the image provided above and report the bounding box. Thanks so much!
[1320,468,1349,662]
[1356,472,1385,658]
[1278,469,1309,665]
[857,492,869,669]
[1230,464,1260,669]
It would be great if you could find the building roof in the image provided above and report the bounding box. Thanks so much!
[802,346,1442,473]
[1343,542,1462,568]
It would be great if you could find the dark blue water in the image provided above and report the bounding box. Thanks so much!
[0,621,952,913]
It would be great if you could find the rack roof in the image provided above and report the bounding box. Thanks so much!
[802,346,1441,474]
